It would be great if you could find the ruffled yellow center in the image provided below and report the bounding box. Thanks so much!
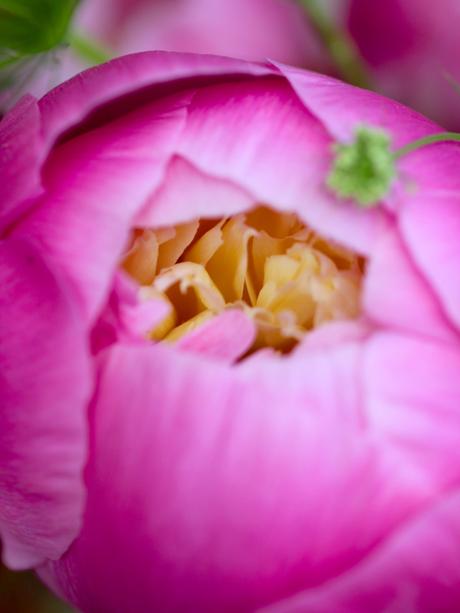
[123,206,363,353]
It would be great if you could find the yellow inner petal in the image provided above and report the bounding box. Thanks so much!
[122,205,364,355]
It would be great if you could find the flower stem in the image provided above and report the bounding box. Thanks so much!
[68,32,112,66]
[393,132,460,159]
[298,0,370,89]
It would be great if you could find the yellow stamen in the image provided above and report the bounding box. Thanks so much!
[122,206,364,355]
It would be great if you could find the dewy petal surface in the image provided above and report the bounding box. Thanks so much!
[0,238,90,569]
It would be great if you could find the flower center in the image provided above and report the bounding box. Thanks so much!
[123,206,364,353]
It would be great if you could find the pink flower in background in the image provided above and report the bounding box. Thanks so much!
[346,0,460,130]
[75,0,326,68]
[1,51,460,611]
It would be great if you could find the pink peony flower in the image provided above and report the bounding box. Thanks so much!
[346,0,460,130]
[1,52,460,612]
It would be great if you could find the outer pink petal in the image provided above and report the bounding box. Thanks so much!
[363,334,460,493]
[42,336,451,611]
[0,238,91,569]
[262,334,460,612]
[0,96,42,234]
[39,51,273,150]
[400,190,460,333]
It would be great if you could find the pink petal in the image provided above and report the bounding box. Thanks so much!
[0,238,91,569]
[176,308,256,362]
[91,271,171,353]
[0,96,42,233]
[400,190,460,334]
[364,228,457,342]
[364,333,460,492]
[273,63,439,147]
[295,320,372,353]
[137,154,256,227]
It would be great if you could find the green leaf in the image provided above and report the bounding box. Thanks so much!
[0,0,79,54]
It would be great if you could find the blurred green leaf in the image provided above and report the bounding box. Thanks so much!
[0,0,79,54]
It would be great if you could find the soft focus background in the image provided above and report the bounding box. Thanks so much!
[1,0,459,610]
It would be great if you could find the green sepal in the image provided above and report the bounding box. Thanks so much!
[327,126,396,207]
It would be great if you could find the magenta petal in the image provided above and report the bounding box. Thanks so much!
[0,96,42,233]
[0,238,91,569]
[176,308,256,362]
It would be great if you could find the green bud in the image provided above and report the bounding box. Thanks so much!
[327,126,396,207]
